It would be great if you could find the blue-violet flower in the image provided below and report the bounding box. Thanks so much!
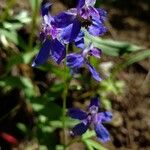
[32,2,66,67]
[68,97,112,142]
[66,44,102,81]
[53,0,107,43]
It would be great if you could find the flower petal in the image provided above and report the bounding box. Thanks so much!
[74,31,85,49]
[53,10,76,28]
[86,0,96,6]
[86,63,102,81]
[43,14,54,25]
[89,97,99,108]
[50,39,66,64]
[97,112,113,123]
[77,0,85,9]
[68,108,88,120]
[94,124,110,143]
[88,17,107,36]
[89,47,102,58]
[39,32,46,42]
[70,122,89,136]
[41,2,52,17]
[94,112,112,124]
[66,53,84,69]
[61,18,81,43]
[97,8,107,22]
[32,39,51,67]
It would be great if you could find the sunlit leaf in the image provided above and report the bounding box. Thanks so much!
[3,22,23,30]
[84,141,94,150]
[82,130,95,139]
[16,123,28,133]
[14,11,31,24]
[84,139,108,150]
[85,31,145,56]
[0,29,27,50]
[56,145,64,150]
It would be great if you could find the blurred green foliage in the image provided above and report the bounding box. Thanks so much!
[0,0,150,149]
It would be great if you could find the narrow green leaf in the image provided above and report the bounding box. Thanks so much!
[84,139,108,150]
[85,31,144,56]
[123,50,150,67]
[85,37,119,56]
[84,141,94,150]
[82,130,95,139]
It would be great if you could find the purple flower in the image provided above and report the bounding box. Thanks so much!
[66,44,102,81]
[32,2,66,67]
[53,0,107,43]
[68,97,112,142]
[41,1,52,17]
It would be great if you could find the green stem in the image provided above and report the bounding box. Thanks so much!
[28,0,39,51]
[62,89,67,149]
[62,45,70,150]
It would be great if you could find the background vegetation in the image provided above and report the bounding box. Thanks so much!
[0,0,150,149]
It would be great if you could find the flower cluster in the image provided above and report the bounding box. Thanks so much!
[32,0,112,143]
[32,0,107,81]
[68,97,112,142]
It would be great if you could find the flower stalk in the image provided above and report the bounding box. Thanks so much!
[62,45,70,149]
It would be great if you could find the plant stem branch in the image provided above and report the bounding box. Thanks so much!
[28,0,39,51]
[62,77,68,149]
[62,46,70,150]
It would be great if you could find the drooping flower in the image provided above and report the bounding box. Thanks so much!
[32,2,66,67]
[52,0,107,43]
[68,97,112,142]
[66,44,102,81]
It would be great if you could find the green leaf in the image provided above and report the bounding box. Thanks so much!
[0,76,25,88]
[0,76,37,97]
[3,22,23,30]
[14,11,31,24]
[85,37,119,56]
[85,31,144,56]
[0,29,27,50]
[56,145,64,150]
[16,123,28,133]
[84,139,108,150]
[7,50,37,70]
[82,130,95,139]
[123,50,150,67]
[39,145,48,150]
[84,141,94,150]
